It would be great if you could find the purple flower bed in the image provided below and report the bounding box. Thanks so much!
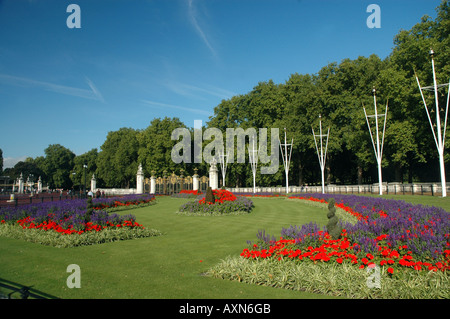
[285,194,450,261]
[0,194,154,230]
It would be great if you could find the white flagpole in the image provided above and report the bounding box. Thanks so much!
[415,49,450,197]
[312,115,330,194]
[363,87,388,195]
[279,128,293,194]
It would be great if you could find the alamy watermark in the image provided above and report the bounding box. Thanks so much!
[366,264,381,289]
[66,4,81,29]
[66,264,81,288]
[366,4,381,29]
[171,120,280,174]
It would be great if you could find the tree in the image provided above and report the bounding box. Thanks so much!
[97,128,139,188]
[137,117,189,178]
[43,144,75,189]
[70,149,98,191]
[387,0,450,182]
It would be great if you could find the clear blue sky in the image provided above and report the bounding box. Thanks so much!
[0,0,442,168]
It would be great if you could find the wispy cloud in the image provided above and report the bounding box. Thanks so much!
[141,99,213,116]
[0,74,105,102]
[84,77,105,103]
[163,80,235,100]
[187,0,217,58]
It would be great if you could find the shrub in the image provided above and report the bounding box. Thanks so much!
[179,193,253,216]
[205,187,215,204]
[326,198,341,240]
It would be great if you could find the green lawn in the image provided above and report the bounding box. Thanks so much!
[1,194,448,299]
[0,196,334,299]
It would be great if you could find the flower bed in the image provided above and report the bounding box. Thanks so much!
[171,189,203,198]
[198,189,237,205]
[92,194,156,211]
[178,189,253,215]
[0,194,161,246]
[207,194,449,298]
[244,194,450,274]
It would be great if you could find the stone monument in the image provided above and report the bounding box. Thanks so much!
[18,173,24,194]
[150,170,156,194]
[91,174,96,192]
[193,168,199,191]
[37,176,42,193]
[136,163,144,194]
[209,159,218,190]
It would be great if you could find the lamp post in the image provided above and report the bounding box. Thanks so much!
[83,164,87,198]
[248,135,258,193]
[72,172,76,195]
[312,115,330,194]
[279,128,293,194]
[218,149,229,188]
[415,49,450,197]
[363,87,388,195]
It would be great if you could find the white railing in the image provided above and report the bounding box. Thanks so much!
[228,182,449,196]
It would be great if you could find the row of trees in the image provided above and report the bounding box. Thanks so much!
[2,1,449,190]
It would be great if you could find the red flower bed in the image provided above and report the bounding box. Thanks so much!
[198,189,237,205]
[242,196,450,274]
[15,215,144,235]
[241,229,450,274]
[179,190,203,196]
[289,195,368,221]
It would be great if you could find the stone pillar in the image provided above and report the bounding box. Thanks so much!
[150,171,156,194]
[209,159,219,190]
[37,176,43,193]
[193,168,199,191]
[18,173,24,194]
[91,174,96,192]
[136,163,144,194]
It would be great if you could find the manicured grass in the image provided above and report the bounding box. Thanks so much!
[0,196,335,299]
[2,194,447,299]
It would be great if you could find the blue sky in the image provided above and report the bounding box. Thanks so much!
[0,0,442,168]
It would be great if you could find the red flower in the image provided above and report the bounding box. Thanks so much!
[387,267,394,274]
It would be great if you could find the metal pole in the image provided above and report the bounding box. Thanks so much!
[249,136,258,193]
[432,52,447,198]
[279,128,293,195]
[415,49,450,197]
[218,149,228,188]
[363,88,388,195]
[312,115,330,194]
[83,164,87,198]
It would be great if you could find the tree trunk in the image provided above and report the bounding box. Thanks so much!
[394,164,403,183]
[357,165,363,185]
[298,162,304,186]
[326,159,331,184]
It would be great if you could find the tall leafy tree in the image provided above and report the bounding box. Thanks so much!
[97,128,139,188]
[137,117,189,178]
[43,144,75,189]
[70,148,98,191]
